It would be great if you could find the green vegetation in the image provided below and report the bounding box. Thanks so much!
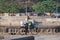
[33,0,57,13]
[0,0,20,13]
[0,0,60,13]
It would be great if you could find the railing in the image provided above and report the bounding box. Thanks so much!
[0,27,58,35]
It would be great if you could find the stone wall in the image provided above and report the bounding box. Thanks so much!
[0,16,60,27]
[0,13,38,16]
[0,16,60,35]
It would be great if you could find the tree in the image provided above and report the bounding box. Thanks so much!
[0,0,20,13]
[58,7,60,13]
[33,0,57,13]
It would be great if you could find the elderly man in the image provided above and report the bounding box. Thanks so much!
[20,16,30,35]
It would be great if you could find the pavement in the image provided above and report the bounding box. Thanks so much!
[0,34,60,40]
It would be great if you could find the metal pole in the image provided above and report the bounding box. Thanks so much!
[56,0,58,13]
[26,0,28,16]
